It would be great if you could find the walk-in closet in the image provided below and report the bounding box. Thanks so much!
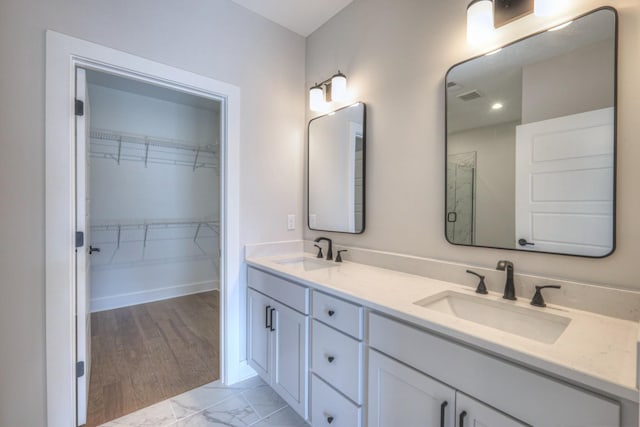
[82,70,222,426]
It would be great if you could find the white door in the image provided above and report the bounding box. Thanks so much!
[456,393,527,427]
[368,349,456,427]
[272,301,308,419]
[247,289,272,382]
[515,108,614,256]
[75,67,91,426]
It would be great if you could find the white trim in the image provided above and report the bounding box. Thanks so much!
[90,281,219,313]
[45,31,242,427]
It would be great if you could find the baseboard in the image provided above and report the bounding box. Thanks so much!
[90,280,219,312]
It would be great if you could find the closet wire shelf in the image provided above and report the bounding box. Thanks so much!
[90,129,218,170]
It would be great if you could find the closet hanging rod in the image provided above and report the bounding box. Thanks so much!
[91,220,220,230]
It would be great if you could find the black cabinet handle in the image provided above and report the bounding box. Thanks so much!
[326,415,334,424]
[440,401,448,427]
[269,308,276,331]
[327,355,335,363]
[459,410,468,427]
[89,245,101,254]
[327,309,335,317]
[265,305,271,329]
[518,238,535,247]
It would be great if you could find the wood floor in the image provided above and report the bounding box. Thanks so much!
[85,291,220,427]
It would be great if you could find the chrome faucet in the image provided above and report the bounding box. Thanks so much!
[496,260,516,300]
[314,237,333,261]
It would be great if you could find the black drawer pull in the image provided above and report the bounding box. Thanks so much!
[265,305,271,329]
[327,309,335,317]
[327,415,334,424]
[327,355,335,363]
[269,308,276,331]
[459,410,468,427]
[440,401,448,427]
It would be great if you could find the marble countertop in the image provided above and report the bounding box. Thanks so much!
[246,253,639,403]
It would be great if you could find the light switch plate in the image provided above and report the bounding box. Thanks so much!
[287,214,295,230]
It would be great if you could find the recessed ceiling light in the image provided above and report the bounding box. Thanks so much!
[549,21,573,32]
[492,102,503,110]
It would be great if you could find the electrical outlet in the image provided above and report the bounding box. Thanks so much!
[287,214,295,230]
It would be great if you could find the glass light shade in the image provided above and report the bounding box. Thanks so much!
[467,0,494,45]
[309,86,324,112]
[534,0,557,16]
[330,73,348,102]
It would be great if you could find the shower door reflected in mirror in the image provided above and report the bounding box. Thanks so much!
[446,152,476,245]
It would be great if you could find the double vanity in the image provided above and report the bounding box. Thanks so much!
[245,242,639,427]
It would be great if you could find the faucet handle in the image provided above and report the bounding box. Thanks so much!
[335,250,348,263]
[314,244,324,259]
[530,285,561,308]
[466,270,488,294]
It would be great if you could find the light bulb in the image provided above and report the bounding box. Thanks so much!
[534,0,557,17]
[330,72,348,102]
[309,85,324,112]
[467,0,494,45]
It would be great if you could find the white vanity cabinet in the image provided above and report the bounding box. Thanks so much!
[247,267,309,419]
[310,290,364,427]
[456,393,527,427]
[368,312,620,427]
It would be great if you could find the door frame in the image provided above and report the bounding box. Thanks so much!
[45,30,249,426]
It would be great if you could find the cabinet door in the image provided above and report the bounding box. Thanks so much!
[369,349,456,427]
[272,301,309,419]
[456,393,528,427]
[247,289,272,382]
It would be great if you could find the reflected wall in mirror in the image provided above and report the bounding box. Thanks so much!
[446,8,616,257]
[308,102,366,233]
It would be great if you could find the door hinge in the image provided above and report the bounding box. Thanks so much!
[76,231,84,248]
[76,361,85,378]
[75,99,84,116]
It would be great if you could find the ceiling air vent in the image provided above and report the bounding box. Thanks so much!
[457,90,483,101]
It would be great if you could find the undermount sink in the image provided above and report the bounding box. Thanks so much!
[414,291,571,344]
[273,256,337,272]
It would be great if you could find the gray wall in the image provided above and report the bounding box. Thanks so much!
[522,39,615,123]
[305,0,640,290]
[0,0,305,425]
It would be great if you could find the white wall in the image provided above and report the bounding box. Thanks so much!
[305,0,640,292]
[88,84,220,311]
[522,39,615,123]
[0,0,304,425]
[449,121,517,248]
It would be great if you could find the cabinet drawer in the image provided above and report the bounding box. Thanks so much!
[312,290,363,339]
[248,267,309,314]
[369,312,620,427]
[311,374,361,427]
[312,320,363,404]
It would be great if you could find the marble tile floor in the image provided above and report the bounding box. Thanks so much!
[99,376,309,427]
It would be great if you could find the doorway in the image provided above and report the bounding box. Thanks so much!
[76,68,223,425]
[45,31,248,427]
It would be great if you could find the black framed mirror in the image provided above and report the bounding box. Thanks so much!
[308,102,366,234]
[445,7,617,257]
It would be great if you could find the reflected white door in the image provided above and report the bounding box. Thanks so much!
[75,67,91,426]
[515,108,614,256]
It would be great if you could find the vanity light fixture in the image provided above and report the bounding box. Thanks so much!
[308,71,349,112]
[467,0,494,44]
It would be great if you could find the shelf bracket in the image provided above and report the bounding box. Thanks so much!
[117,137,122,165]
[144,139,150,168]
[143,224,149,247]
[193,223,202,242]
[193,147,200,172]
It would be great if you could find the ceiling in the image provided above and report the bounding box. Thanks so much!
[230,0,354,37]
